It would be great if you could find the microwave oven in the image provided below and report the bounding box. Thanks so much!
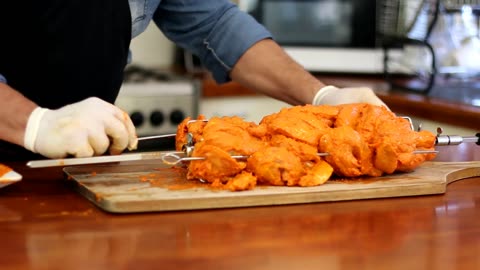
[239,0,403,73]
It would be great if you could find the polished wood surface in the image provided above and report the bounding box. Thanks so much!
[1,146,479,270]
[64,161,479,213]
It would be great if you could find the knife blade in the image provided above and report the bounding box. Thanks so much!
[26,151,184,168]
[137,133,176,141]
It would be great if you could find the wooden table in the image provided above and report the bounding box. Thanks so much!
[1,146,479,270]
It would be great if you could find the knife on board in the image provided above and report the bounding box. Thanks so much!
[26,133,182,168]
[26,151,185,168]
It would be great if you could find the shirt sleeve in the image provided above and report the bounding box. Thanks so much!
[0,74,6,84]
[153,0,272,83]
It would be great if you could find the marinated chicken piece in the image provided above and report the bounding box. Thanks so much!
[178,103,436,190]
[396,130,437,172]
[201,116,266,156]
[225,171,257,191]
[323,104,436,177]
[334,103,364,128]
[175,114,207,151]
[374,141,400,174]
[269,135,320,163]
[259,104,337,146]
[175,117,190,151]
[246,147,305,186]
[416,130,438,149]
[0,164,12,176]
[414,130,438,160]
[176,115,265,155]
[319,126,379,177]
[299,160,334,186]
[187,143,246,186]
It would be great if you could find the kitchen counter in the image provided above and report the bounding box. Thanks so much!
[0,146,479,269]
[201,74,480,131]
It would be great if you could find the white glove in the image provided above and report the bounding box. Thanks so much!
[312,85,389,108]
[24,97,138,159]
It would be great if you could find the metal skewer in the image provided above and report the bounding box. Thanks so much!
[26,118,474,168]
[435,128,480,146]
[161,150,438,166]
[137,134,176,141]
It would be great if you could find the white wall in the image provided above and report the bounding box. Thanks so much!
[128,1,240,68]
[128,23,175,68]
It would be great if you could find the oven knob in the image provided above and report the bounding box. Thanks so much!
[150,110,165,126]
[130,111,144,127]
[169,109,185,125]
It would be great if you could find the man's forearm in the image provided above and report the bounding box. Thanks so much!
[230,39,325,105]
[0,83,37,146]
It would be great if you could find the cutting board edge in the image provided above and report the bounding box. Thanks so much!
[91,182,447,213]
[445,166,480,185]
[68,161,480,214]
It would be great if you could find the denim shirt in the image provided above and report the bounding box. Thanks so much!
[0,0,272,85]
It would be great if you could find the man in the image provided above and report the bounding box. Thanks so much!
[0,0,386,161]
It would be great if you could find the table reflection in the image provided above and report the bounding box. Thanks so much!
[26,229,140,270]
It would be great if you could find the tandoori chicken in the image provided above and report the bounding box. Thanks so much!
[175,103,437,191]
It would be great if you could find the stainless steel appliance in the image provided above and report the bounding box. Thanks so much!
[114,66,200,137]
[240,0,404,73]
[380,0,480,97]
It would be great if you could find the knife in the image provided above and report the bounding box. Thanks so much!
[26,151,184,168]
[26,133,181,168]
[137,134,176,141]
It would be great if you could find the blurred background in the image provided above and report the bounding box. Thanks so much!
[120,0,479,140]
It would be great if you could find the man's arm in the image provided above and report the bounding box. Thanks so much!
[230,39,388,108]
[155,0,387,108]
[230,39,325,105]
[0,83,37,146]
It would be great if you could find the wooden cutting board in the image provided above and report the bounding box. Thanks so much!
[63,161,480,213]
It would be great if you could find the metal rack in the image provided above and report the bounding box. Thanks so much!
[377,0,480,95]
[377,0,441,94]
[377,0,440,40]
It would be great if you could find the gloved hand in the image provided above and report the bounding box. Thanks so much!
[24,97,138,159]
[312,85,389,108]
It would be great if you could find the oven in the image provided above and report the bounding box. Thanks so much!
[115,66,200,146]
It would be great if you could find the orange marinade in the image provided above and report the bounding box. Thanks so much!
[0,164,12,176]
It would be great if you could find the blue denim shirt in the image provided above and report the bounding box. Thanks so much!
[0,0,272,85]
